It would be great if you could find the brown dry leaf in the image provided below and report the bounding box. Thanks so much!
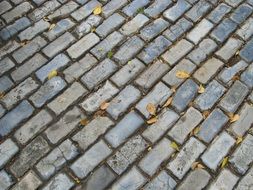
[236,136,243,145]
[202,110,210,119]
[100,101,110,110]
[147,116,158,124]
[91,27,96,32]
[176,71,190,79]
[80,118,89,126]
[198,84,205,94]
[221,157,229,168]
[43,16,49,22]
[171,86,177,92]
[0,92,5,99]
[48,23,56,31]
[20,40,30,46]
[170,142,180,151]
[146,103,156,116]
[191,162,205,170]
[147,146,152,151]
[232,75,240,81]
[228,113,240,123]
[93,5,102,15]
[190,126,200,136]
[47,70,57,80]
[163,97,173,108]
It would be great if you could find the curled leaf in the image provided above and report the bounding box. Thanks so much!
[47,70,57,80]
[170,142,180,151]
[198,85,205,94]
[236,136,243,145]
[221,157,229,168]
[191,162,205,170]
[93,5,102,15]
[176,71,190,79]
[100,101,110,110]
[80,118,89,126]
[163,97,173,108]
[202,110,210,119]
[228,113,240,123]
[147,116,158,124]
[146,103,156,116]
[48,23,56,31]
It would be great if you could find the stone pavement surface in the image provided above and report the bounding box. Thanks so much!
[0,0,253,189]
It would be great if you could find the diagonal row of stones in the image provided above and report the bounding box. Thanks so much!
[0,0,253,189]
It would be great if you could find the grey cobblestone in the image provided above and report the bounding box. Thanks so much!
[235,167,253,190]
[241,62,253,88]
[240,38,253,63]
[42,173,74,190]
[0,76,13,93]
[144,0,172,18]
[231,4,252,24]
[207,3,231,24]
[102,0,128,18]
[0,139,19,168]
[0,170,13,190]
[236,17,253,41]
[0,1,12,15]
[0,105,5,118]
[122,0,150,17]
[0,57,15,76]
[0,40,20,59]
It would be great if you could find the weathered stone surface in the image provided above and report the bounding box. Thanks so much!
[235,167,253,190]
[0,170,14,190]
[241,63,253,88]
[42,173,74,190]
[0,139,19,168]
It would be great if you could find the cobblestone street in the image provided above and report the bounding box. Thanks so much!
[0,0,253,189]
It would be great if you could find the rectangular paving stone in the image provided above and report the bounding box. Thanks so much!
[177,169,210,190]
[71,140,112,179]
[230,134,253,174]
[35,53,70,82]
[209,169,239,190]
[0,139,19,168]
[143,108,179,143]
[201,132,235,171]
[231,4,252,24]
[225,0,243,7]
[109,166,147,190]
[105,111,144,148]
[185,0,211,22]
[11,53,48,82]
[110,58,145,87]
[236,17,253,41]
[194,80,226,111]
[122,0,150,17]
[216,38,243,61]
[135,60,169,90]
[107,135,148,175]
[187,38,217,65]
[168,107,202,144]
[208,3,231,24]
[96,13,125,38]
[167,137,206,179]
[64,53,97,83]
[163,17,193,42]
[102,0,128,18]
[0,17,31,41]
[72,116,113,151]
[139,138,175,176]
[120,14,149,36]
[218,60,248,84]
[0,76,13,93]
[163,0,191,22]
[107,85,141,120]
[71,0,101,21]
[67,33,100,59]
[138,36,172,64]
[230,103,253,137]
[36,139,79,179]
[12,36,47,64]
[162,59,196,87]
[0,170,14,190]
[18,19,50,41]
[136,82,172,118]
[241,62,253,88]
[187,19,213,44]
[0,1,12,15]
[42,32,75,58]
[11,170,42,190]
[240,38,253,63]
[0,40,20,59]
[114,36,144,65]
[81,59,118,90]
[193,57,224,84]
[10,136,50,177]
[0,57,15,76]
[235,167,253,190]
[162,39,193,66]
[42,173,74,190]
[144,0,172,18]
[0,100,34,137]
[14,110,52,145]
[143,170,177,190]
[197,108,228,143]
[171,79,198,112]
[219,80,249,113]
[140,18,169,42]
[91,31,124,60]
[210,18,237,43]
[45,107,84,144]
[0,105,5,118]
[1,77,38,109]
[48,82,87,115]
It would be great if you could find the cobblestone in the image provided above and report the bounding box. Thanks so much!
[42,173,74,190]
[0,170,13,190]
[0,57,15,76]
[236,17,253,41]
[0,76,13,92]
[207,3,231,24]
[0,139,19,168]
[122,0,150,17]
[241,60,253,88]
[230,4,252,24]
[235,167,253,190]
[144,0,172,18]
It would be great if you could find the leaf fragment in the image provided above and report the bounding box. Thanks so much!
[0,92,5,99]
[198,84,205,94]
[47,70,57,80]
[190,126,200,136]
[163,97,173,108]
[48,23,56,31]
[228,113,240,123]
[221,157,229,168]
[202,110,210,119]
[170,142,180,151]
[176,71,190,79]
[236,136,243,145]
[100,101,110,110]
[147,116,158,124]
[191,162,205,170]
[148,146,152,151]
[80,118,89,126]
[93,5,102,15]
[146,103,156,116]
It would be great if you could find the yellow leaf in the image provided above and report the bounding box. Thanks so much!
[80,118,89,126]
[20,40,30,46]
[163,97,173,108]
[191,162,205,170]
[48,23,56,31]
[236,136,243,145]
[146,103,156,116]
[100,101,110,110]
[176,71,190,79]
[202,110,210,119]
[147,116,158,124]
[171,86,177,92]
[48,70,57,80]
[190,126,200,136]
[170,142,180,151]
[221,157,229,168]
[93,5,102,15]
[0,92,5,99]
[198,84,205,94]
[91,27,96,32]
[148,146,152,151]
[228,113,240,123]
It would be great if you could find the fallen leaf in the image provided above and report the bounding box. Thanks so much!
[0,92,5,99]
[221,157,229,168]
[163,97,173,108]
[191,162,205,170]
[171,86,177,92]
[20,40,30,46]
[146,103,156,116]
[47,70,57,80]
[232,75,240,81]
[202,110,210,119]
[80,118,89,126]
[43,16,49,22]
[100,101,110,110]
[190,126,200,136]
[48,23,56,31]
[107,51,113,58]
[228,113,240,123]
[147,116,158,124]
[236,136,243,145]
[93,5,102,15]
[91,27,96,32]
[147,147,152,151]
[170,142,180,151]
[198,84,205,94]
[176,71,190,79]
